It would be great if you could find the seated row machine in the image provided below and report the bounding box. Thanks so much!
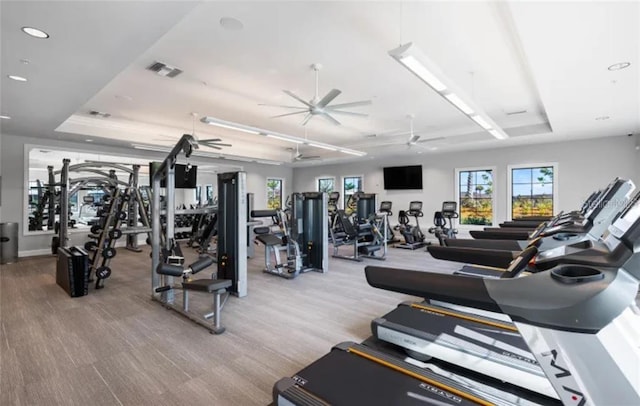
[155,254,231,334]
[252,209,304,279]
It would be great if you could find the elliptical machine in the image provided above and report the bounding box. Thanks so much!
[395,201,428,250]
[429,201,459,246]
[378,201,397,243]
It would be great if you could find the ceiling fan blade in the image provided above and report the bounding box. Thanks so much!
[283,90,314,108]
[301,113,313,126]
[408,134,420,144]
[271,111,309,118]
[316,89,342,108]
[203,145,222,150]
[325,110,368,117]
[326,100,372,109]
[301,155,321,160]
[198,138,222,142]
[258,103,308,109]
[207,143,233,147]
[321,112,341,126]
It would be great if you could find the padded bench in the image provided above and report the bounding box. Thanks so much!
[181,278,232,335]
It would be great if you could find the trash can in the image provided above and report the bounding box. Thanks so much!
[0,222,19,264]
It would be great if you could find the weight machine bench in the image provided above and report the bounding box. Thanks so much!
[155,256,231,334]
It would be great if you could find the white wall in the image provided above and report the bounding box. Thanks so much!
[0,133,292,256]
[293,135,639,228]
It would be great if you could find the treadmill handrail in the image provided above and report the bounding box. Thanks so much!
[365,264,637,334]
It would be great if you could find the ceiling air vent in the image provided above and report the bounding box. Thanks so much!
[89,110,111,118]
[147,61,183,78]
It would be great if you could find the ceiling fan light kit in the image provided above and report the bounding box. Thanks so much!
[389,42,509,140]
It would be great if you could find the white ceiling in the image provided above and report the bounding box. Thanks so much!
[2,1,638,167]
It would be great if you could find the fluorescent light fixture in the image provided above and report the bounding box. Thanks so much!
[444,93,473,115]
[132,144,170,153]
[389,42,508,141]
[340,149,366,156]
[266,133,303,144]
[389,43,447,92]
[22,26,49,39]
[471,115,492,130]
[200,116,260,135]
[0,115,10,120]
[200,115,366,156]
[307,142,337,151]
[8,75,27,82]
[489,129,508,140]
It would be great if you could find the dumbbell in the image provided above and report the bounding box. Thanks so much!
[96,266,112,280]
[102,247,117,259]
[109,229,123,240]
[84,241,98,251]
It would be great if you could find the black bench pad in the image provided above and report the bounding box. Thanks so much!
[182,279,232,292]
[257,234,283,246]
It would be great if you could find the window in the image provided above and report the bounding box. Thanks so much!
[205,185,213,204]
[509,164,556,219]
[266,178,283,209]
[456,168,495,226]
[343,176,363,208]
[195,185,202,206]
[317,177,335,193]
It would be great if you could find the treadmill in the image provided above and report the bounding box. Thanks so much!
[366,194,640,404]
[273,340,558,405]
[466,179,631,242]
[429,178,635,268]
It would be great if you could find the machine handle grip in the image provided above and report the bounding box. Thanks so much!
[189,256,214,274]
[251,210,278,218]
[155,286,172,293]
[156,263,184,276]
[365,266,501,313]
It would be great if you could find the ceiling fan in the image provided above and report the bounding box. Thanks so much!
[290,144,321,161]
[260,63,372,126]
[197,136,232,150]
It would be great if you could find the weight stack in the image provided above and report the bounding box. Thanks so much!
[56,246,90,297]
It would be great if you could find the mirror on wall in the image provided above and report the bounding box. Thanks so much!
[25,146,239,235]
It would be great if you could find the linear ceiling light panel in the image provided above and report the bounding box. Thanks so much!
[200,116,366,157]
[307,142,338,151]
[471,115,492,130]
[200,116,260,135]
[265,133,303,144]
[389,43,447,92]
[444,94,474,115]
[389,42,508,140]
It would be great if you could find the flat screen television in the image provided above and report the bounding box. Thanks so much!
[149,162,197,189]
[383,165,423,190]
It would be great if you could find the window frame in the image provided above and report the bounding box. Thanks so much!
[507,162,558,221]
[266,177,284,210]
[342,175,363,209]
[316,176,336,193]
[454,166,497,229]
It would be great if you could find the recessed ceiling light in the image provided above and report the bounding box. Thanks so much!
[595,116,610,121]
[20,59,30,65]
[417,151,423,154]
[220,17,243,31]
[115,95,133,101]
[0,114,11,120]
[21,26,49,39]
[85,139,94,142]
[8,75,27,82]
[608,62,631,71]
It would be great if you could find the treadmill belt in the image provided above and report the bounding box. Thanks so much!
[377,303,535,361]
[281,342,489,405]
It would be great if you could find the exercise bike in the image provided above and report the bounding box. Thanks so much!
[428,201,459,246]
[395,201,429,250]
